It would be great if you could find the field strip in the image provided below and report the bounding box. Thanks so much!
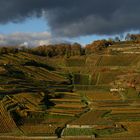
[0,136,57,140]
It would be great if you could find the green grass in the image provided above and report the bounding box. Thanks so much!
[63,127,125,137]
[63,128,94,136]
[74,85,110,91]
[108,113,140,122]
[73,73,90,85]
[98,55,138,66]
[93,127,126,137]
[65,57,86,67]
[125,88,140,99]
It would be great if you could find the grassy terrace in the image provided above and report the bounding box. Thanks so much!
[1,44,140,139]
[63,127,126,137]
[63,128,94,136]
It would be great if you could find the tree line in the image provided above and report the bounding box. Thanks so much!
[0,33,140,57]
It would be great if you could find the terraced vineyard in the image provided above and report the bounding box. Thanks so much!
[0,101,19,134]
[97,55,136,66]
[1,43,140,139]
[60,44,140,139]
[0,52,89,138]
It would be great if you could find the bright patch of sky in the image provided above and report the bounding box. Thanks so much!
[69,30,140,46]
[0,17,49,34]
[68,35,113,46]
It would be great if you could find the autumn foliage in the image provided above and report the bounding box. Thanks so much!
[85,40,113,54]
[32,43,84,57]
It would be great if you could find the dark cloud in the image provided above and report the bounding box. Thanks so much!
[0,0,140,37]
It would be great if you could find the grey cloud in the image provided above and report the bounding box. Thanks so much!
[0,32,52,46]
[0,0,140,37]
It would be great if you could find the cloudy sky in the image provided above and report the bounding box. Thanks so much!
[0,0,140,46]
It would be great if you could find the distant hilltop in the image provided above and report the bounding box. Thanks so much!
[1,34,140,57]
